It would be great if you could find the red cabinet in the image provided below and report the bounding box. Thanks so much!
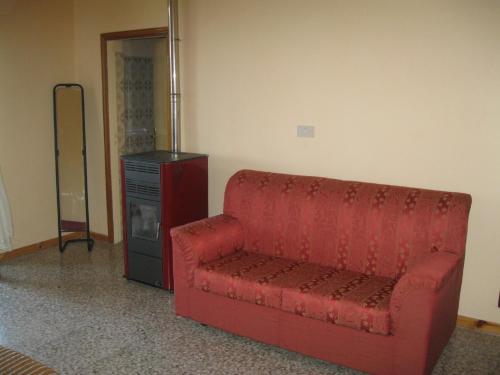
[121,151,208,290]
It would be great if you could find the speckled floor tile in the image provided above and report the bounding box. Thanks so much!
[0,242,499,375]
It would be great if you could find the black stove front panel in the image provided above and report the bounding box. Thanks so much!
[128,252,163,288]
[124,159,163,287]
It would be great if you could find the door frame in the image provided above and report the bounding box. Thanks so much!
[100,27,168,243]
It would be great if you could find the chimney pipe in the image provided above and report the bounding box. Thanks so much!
[168,0,181,152]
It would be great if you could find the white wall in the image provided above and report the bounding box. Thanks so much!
[179,0,500,323]
[0,0,75,248]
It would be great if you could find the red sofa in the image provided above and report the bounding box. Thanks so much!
[171,170,472,375]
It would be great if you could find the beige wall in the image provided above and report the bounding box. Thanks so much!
[179,0,500,323]
[154,38,171,151]
[4,0,497,323]
[0,0,75,248]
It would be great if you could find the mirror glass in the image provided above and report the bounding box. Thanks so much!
[55,86,86,232]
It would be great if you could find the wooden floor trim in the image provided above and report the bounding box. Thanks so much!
[456,315,500,335]
[90,231,109,242]
[0,232,109,262]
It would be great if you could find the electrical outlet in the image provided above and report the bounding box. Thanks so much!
[297,125,315,138]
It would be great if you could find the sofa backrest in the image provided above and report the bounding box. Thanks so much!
[223,170,472,279]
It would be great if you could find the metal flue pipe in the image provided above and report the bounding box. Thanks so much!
[168,0,181,152]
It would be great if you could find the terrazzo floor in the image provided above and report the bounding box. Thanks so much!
[0,241,499,375]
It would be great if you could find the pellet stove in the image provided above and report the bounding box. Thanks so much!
[121,151,208,290]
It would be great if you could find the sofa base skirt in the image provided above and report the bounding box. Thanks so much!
[177,287,400,375]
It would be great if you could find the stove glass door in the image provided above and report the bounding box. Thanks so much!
[130,201,160,241]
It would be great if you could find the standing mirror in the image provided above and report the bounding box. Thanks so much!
[53,84,93,252]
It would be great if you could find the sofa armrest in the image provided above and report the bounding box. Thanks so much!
[170,214,244,286]
[390,251,463,333]
[389,251,464,373]
[395,251,461,293]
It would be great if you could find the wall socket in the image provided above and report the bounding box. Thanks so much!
[297,125,315,138]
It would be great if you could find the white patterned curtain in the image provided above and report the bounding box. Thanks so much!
[115,53,156,155]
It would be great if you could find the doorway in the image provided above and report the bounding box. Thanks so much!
[101,28,169,243]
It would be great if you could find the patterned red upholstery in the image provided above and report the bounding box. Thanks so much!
[224,170,471,279]
[194,251,296,309]
[194,250,396,335]
[281,269,395,335]
[390,251,462,333]
[171,170,472,375]
[171,214,244,286]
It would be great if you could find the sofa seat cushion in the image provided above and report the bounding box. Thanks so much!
[281,270,396,335]
[194,251,305,309]
[194,251,397,335]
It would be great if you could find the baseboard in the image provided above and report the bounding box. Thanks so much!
[0,231,109,262]
[90,231,109,242]
[457,315,500,335]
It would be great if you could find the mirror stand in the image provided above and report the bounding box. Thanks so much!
[53,83,94,252]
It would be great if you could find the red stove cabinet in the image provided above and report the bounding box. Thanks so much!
[120,151,208,290]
